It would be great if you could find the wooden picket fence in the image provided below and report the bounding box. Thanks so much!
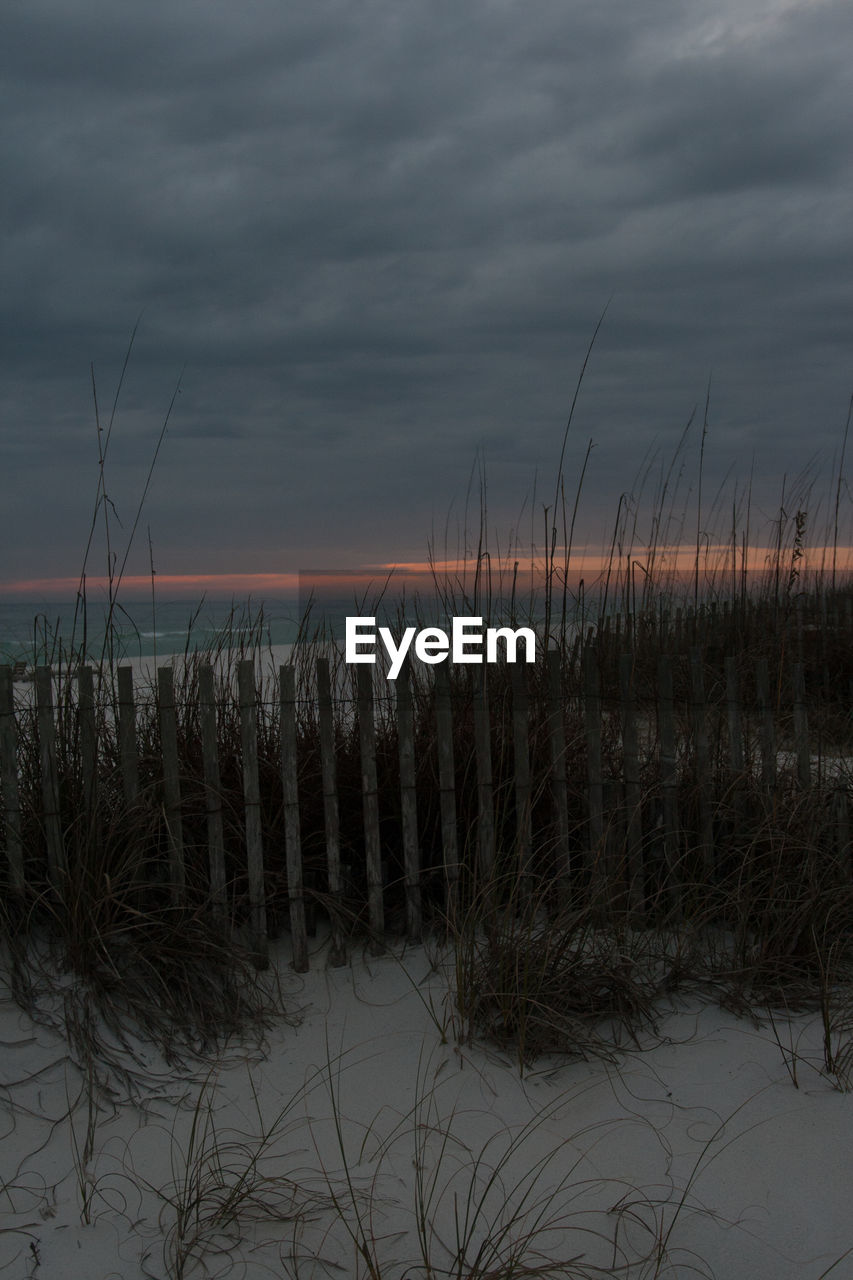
[1,617,853,972]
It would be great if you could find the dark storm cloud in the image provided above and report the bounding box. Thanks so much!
[2,0,852,582]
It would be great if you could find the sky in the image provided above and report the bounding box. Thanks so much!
[2,0,852,598]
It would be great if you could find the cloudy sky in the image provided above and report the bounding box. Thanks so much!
[2,0,852,596]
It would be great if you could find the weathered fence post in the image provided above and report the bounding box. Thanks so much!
[657,655,681,911]
[792,662,811,789]
[510,662,533,901]
[835,785,851,879]
[36,666,66,894]
[583,647,605,896]
[755,657,777,795]
[689,649,714,882]
[237,660,268,965]
[117,666,139,807]
[472,667,495,885]
[603,778,624,896]
[78,665,97,821]
[357,664,384,951]
[546,647,571,884]
[157,665,185,903]
[198,663,227,921]
[316,657,346,965]
[0,666,24,897]
[396,656,422,941]
[434,662,459,926]
[724,655,745,845]
[279,664,308,972]
[619,653,644,917]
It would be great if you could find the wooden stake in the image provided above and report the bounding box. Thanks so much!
[117,666,139,807]
[792,662,811,789]
[198,663,227,921]
[434,662,459,926]
[583,647,605,896]
[0,666,24,897]
[317,657,346,966]
[357,664,384,950]
[755,657,777,795]
[619,653,644,917]
[238,660,268,965]
[396,657,421,941]
[36,666,66,894]
[546,647,571,883]
[657,655,681,911]
[78,665,97,821]
[279,664,308,972]
[689,649,714,883]
[472,666,495,884]
[157,666,185,902]
[510,662,533,901]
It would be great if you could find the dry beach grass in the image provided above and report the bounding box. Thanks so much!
[2,354,853,1275]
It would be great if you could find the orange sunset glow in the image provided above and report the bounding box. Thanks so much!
[4,543,853,603]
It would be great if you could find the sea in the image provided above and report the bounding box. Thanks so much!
[0,596,307,665]
[0,556,606,672]
[0,591,515,666]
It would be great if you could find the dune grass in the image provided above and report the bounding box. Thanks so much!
[4,487,853,1071]
[2,356,853,1276]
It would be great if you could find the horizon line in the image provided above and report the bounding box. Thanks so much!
[4,544,853,599]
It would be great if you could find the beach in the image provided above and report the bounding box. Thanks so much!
[2,933,852,1280]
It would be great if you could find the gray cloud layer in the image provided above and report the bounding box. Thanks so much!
[2,0,852,583]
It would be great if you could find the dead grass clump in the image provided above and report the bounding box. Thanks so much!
[697,800,853,1011]
[1,887,289,1097]
[448,876,669,1068]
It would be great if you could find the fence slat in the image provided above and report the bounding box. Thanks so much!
[117,666,139,807]
[755,657,777,795]
[583,648,605,897]
[36,666,66,894]
[357,664,384,950]
[157,666,185,903]
[793,662,811,789]
[237,660,268,966]
[317,657,346,965]
[198,663,227,920]
[0,666,24,896]
[604,778,623,897]
[472,667,495,886]
[724,655,745,845]
[546,648,571,882]
[657,655,681,911]
[725,656,744,774]
[835,785,851,880]
[396,657,421,941]
[510,662,533,901]
[279,664,308,972]
[434,663,459,925]
[78,665,97,820]
[619,653,644,917]
[690,649,714,882]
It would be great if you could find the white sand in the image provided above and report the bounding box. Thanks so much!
[4,647,853,1275]
[1,936,852,1280]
